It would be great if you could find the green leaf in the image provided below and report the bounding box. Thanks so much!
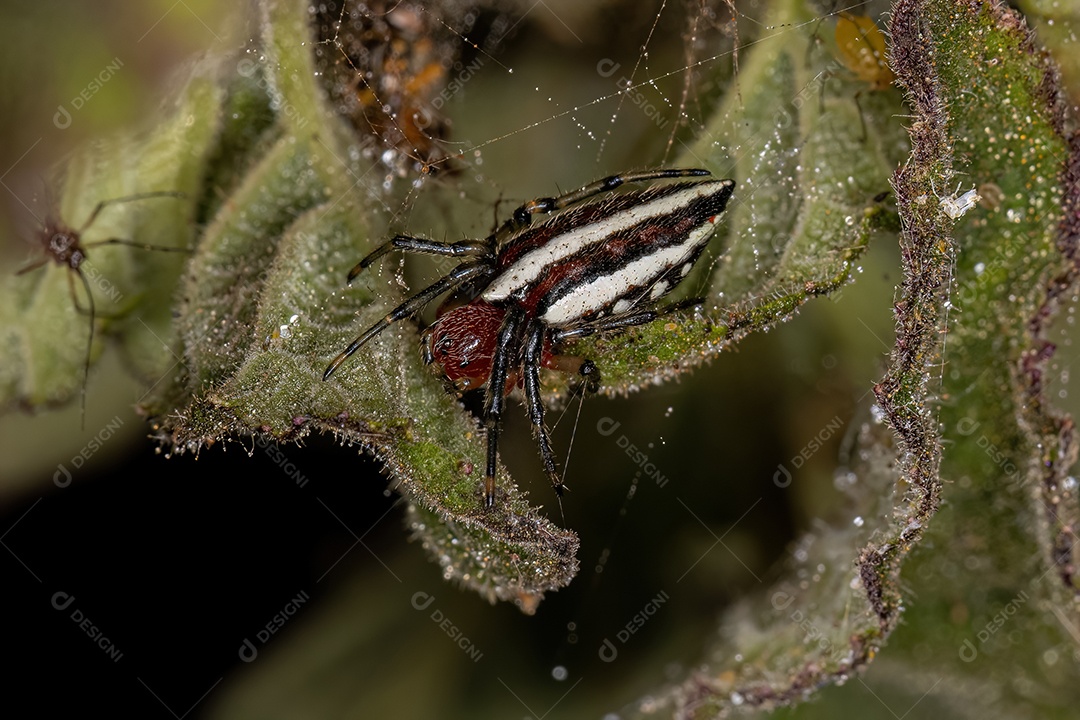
[0,64,222,410]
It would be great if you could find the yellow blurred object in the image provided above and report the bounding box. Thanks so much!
[835,12,895,90]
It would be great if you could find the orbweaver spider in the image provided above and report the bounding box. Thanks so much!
[324,168,735,507]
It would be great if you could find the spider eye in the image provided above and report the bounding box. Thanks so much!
[454,377,481,392]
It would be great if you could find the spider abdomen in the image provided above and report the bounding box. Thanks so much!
[484,179,734,326]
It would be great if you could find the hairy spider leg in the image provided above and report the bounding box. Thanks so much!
[550,296,705,343]
[324,262,492,380]
[509,297,706,504]
[482,305,528,507]
[523,322,604,524]
[496,168,712,241]
[522,322,564,500]
[487,301,696,509]
[15,190,187,428]
[347,234,492,283]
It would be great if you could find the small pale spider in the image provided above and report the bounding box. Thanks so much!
[324,168,736,507]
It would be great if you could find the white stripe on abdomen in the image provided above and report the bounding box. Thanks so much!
[483,181,729,303]
[539,221,715,326]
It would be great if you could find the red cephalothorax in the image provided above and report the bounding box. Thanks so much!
[422,299,563,393]
[422,300,505,391]
[324,168,735,508]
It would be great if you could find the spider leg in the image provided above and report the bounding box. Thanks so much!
[853,89,869,143]
[523,321,564,499]
[83,237,191,254]
[60,256,153,320]
[15,258,49,275]
[65,267,96,430]
[347,234,491,283]
[551,297,703,397]
[539,353,602,395]
[496,168,713,241]
[76,191,186,234]
[324,262,492,380]
[482,305,527,508]
[551,311,659,342]
[550,296,705,343]
[70,300,130,321]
